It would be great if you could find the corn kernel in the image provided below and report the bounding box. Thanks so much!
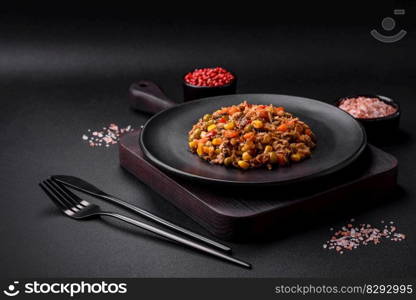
[242,152,252,161]
[224,122,235,130]
[207,124,217,132]
[252,120,263,129]
[197,145,204,156]
[203,114,212,121]
[212,138,222,146]
[264,145,273,153]
[269,152,278,163]
[238,160,250,169]
[291,153,302,162]
[241,143,251,152]
[189,140,197,149]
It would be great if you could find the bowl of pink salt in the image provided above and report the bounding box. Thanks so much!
[335,95,400,141]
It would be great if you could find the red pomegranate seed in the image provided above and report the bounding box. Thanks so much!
[184,67,234,87]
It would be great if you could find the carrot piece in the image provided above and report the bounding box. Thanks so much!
[217,108,228,114]
[205,131,217,138]
[305,128,312,136]
[277,124,288,132]
[258,110,269,119]
[217,117,227,123]
[224,130,239,138]
[243,132,255,140]
[228,106,240,114]
[198,137,209,143]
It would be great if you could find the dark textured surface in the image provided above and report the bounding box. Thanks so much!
[1,6,416,278]
[121,130,397,240]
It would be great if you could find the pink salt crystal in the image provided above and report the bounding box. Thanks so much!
[82,124,134,148]
[109,123,118,131]
[324,220,406,254]
[103,136,113,144]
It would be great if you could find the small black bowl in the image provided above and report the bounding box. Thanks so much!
[334,94,400,141]
[183,70,237,101]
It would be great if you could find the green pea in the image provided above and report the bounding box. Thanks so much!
[244,124,253,132]
[193,129,201,139]
[224,157,233,166]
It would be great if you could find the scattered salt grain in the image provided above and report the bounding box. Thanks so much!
[82,123,134,148]
[323,219,406,254]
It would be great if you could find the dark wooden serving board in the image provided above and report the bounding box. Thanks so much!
[119,130,398,240]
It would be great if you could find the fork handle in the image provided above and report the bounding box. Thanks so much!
[100,212,251,269]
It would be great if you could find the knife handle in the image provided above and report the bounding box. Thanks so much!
[101,212,250,269]
[129,80,176,115]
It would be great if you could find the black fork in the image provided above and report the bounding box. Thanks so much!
[39,179,251,269]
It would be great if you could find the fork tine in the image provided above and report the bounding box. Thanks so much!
[47,179,84,209]
[52,178,90,207]
[43,180,77,211]
[39,182,70,211]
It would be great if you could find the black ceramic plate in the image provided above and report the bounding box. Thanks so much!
[140,94,367,186]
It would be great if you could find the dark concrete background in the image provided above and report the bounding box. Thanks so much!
[1,3,415,277]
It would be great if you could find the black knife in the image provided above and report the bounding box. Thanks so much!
[51,175,232,252]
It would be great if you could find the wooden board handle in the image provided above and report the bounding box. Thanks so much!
[129,80,176,114]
